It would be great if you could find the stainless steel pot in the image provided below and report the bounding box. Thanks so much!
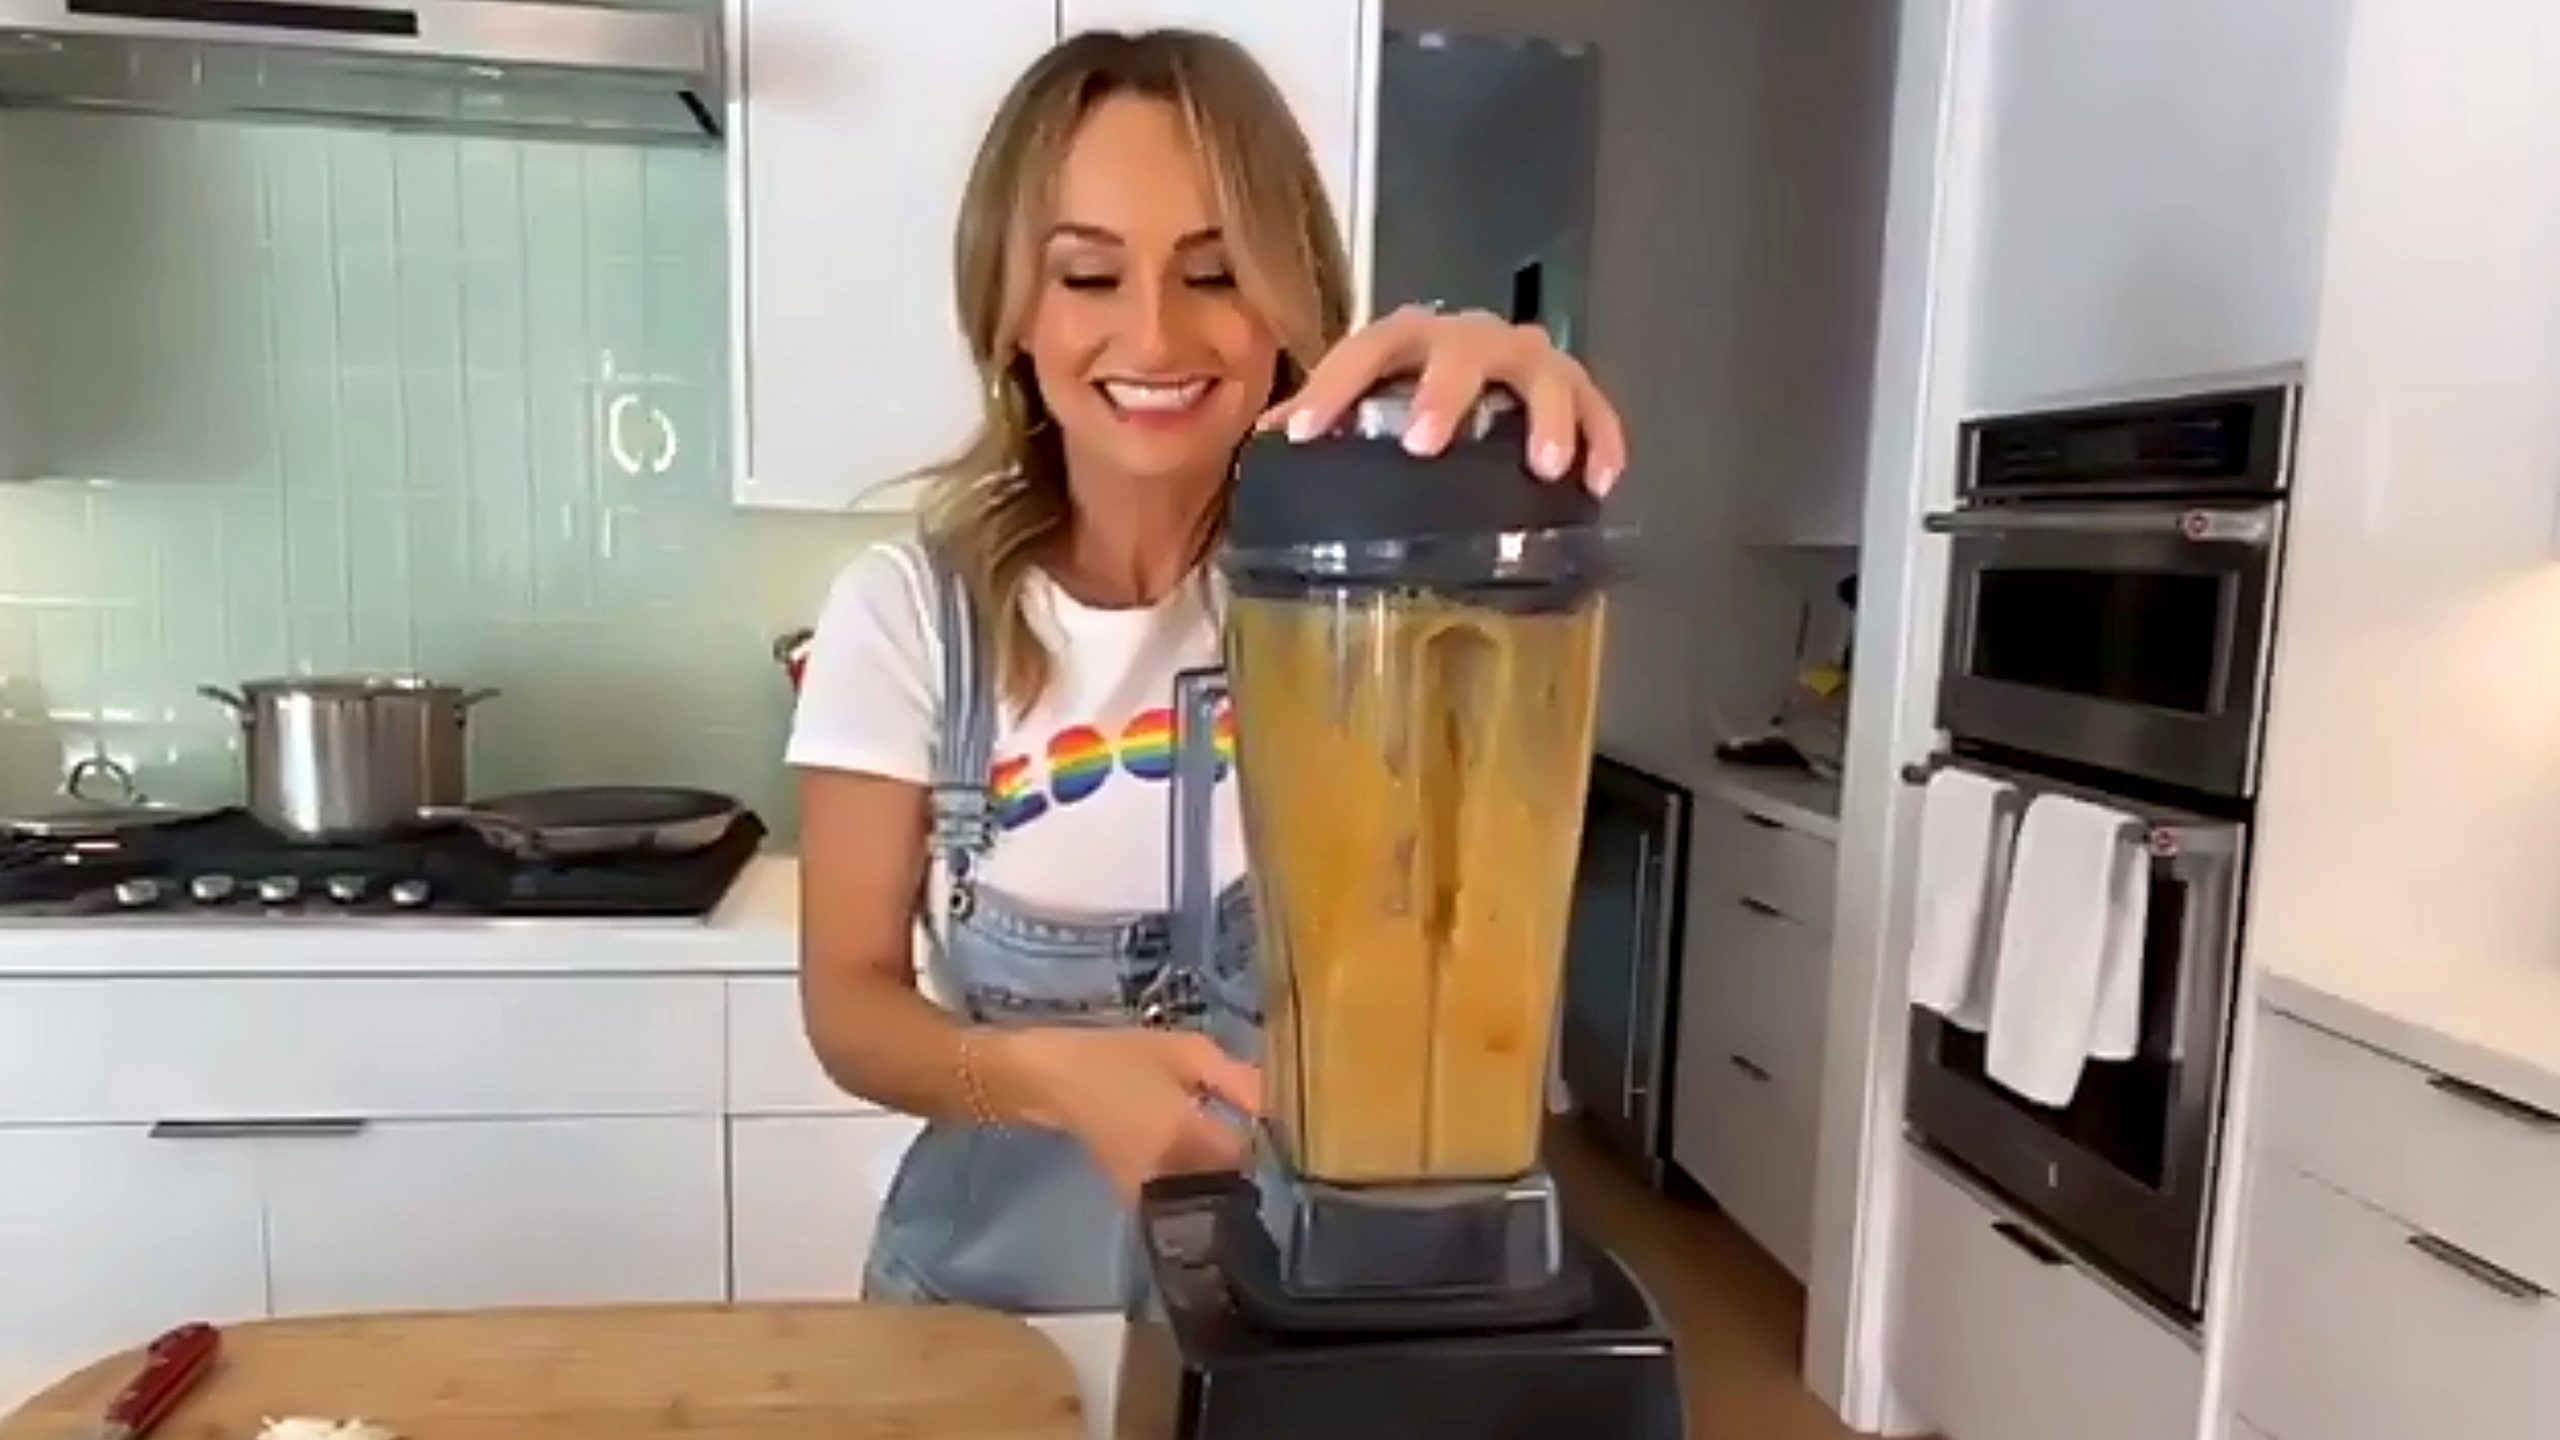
[199,676,499,841]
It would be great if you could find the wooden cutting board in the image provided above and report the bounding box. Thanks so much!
[0,1304,1088,1440]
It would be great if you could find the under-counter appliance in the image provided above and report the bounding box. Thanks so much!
[1905,374,2299,1328]
[1558,753,1691,1184]
[1117,393,1682,1440]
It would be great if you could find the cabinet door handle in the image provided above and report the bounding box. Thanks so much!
[150,1117,370,1140]
[2427,1074,2560,1130]
[2407,1232,2548,1302]
[1742,813,1782,831]
[1728,1054,1772,1084]
[1990,1219,2066,1267]
[1738,896,1790,921]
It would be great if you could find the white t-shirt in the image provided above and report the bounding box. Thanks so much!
[784,539,1249,918]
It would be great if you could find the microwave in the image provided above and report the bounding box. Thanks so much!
[1924,381,2300,800]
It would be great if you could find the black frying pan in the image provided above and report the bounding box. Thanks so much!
[415,786,743,861]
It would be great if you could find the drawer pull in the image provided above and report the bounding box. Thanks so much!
[1738,896,1791,922]
[2408,1232,2548,1302]
[2427,1073,2560,1130]
[1991,1219,2066,1267]
[1728,1054,1772,1084]
[150,1117,370,1140]
[1742,813,1782,831]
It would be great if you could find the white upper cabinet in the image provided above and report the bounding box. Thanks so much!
[727,0,1062,514]
[1966,0,2354,411]
[1059,0,1379,318]
[727,0,1380,515]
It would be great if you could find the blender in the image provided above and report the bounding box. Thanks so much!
[1113,388,1685,1440]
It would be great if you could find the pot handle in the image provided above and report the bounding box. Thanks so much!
[197,684,248,714]
[457,688,502,709]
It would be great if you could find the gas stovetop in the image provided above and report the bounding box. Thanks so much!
[0,807,767,920]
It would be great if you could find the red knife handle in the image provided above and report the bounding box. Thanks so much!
[103,1322,220,1439]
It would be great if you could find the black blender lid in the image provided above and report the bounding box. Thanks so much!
[1228,387,1607,560]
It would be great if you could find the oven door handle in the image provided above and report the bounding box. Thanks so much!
[1923,507,2276,548]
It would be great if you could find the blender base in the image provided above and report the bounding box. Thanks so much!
[1115,1173,1687,1440]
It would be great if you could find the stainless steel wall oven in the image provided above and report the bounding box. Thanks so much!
[1906,375,2299,1327]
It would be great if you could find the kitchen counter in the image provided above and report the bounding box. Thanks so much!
[0,1303,1111,1440]
[0,854,810,977]
[2260,945,2560,1116]
[1698,760,1843,842]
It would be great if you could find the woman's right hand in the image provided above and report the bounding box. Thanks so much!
[991,1028,1264,1202]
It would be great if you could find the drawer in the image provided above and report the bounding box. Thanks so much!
[0,976,726,1124]
[727,975,881,1115]
[1672,1020,1815,1279]
[262,1115,727,1316]
[1707,800,1836,927]
[730,1111,924,1300]
[2234,1160,2560,1440]
[2257,1012,2560,1290]
[1686,893,1829,1097]
[1895,1145,2202,1440]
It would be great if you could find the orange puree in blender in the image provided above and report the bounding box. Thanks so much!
[1227,592,1606,1185]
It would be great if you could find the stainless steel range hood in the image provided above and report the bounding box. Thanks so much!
[0,0,721,145]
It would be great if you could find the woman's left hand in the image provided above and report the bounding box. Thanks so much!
[1259,304,1629,496]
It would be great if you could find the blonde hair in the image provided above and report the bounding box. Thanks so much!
[915,28,1356,715]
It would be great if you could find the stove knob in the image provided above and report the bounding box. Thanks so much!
[188,874,238,905]
[113,877,163,909]
[387,879,432,909]
[325,874,370,905]
[256,875,301,906]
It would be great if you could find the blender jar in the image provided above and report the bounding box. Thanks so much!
[1215,392,1629,1189]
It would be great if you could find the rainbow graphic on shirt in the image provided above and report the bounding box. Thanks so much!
[989,754,1047,829]
[1047,725,1113,805]
[986,699,1240,833]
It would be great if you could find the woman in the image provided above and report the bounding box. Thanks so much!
[784,26,1628,1313]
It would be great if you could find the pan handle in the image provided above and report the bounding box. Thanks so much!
[456,688,502,709]
[413,804,552,861]
[196,684,248,714]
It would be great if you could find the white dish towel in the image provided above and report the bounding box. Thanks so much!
[1985,792,2151,1107]
[1905,768,2017,1031]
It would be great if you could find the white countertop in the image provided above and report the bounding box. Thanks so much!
[1696,760,1843,841]
[2260,945,2560,1115]
[0,854,808,978]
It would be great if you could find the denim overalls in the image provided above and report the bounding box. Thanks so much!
[858,541,1264,1313]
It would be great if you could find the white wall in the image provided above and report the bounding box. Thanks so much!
[2246,1,2560,1049]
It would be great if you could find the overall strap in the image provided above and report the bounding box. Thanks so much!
[921,540,999,917]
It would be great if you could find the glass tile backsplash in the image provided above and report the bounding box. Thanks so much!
[0,112,903,836]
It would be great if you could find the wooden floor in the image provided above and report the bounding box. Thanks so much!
[1548,1120,1864,1440]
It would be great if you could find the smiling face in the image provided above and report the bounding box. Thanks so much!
[1018,93,1281,495]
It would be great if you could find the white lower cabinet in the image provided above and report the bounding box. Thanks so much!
[1669,797,1834,1281]
[2234,1162,2560,1440]
[1893,1146,2203,1440]
[0,1126,269,1412]
[729,1112,926,1301]
[2231,1011,2560,1440]
[0,966,937,1414]
[261,1116,728,1317]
